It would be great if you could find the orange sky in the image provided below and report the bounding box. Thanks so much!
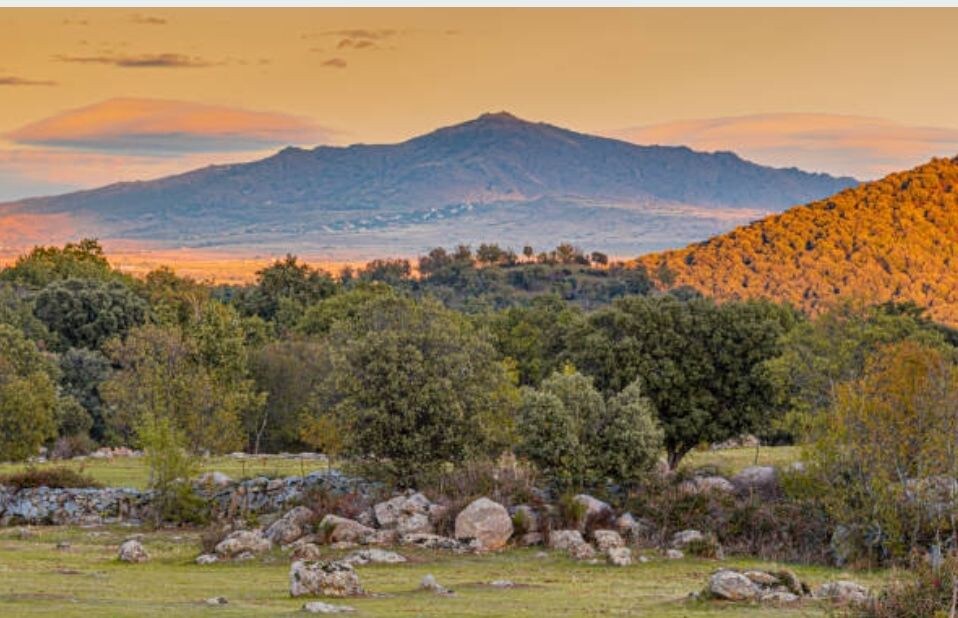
[3,8,958,198]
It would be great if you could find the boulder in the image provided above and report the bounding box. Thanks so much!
[518,532,544,547]
[342,549,406,566]
[400,533,464,551]
[758,590,800,604]
[606,546,632,567]
[266,506,316,545]
[365,529,400,546]
[671,529,705,548]
[454,497,513,551]
[318,515,374,545]
[547,529,585,551]
[197,471,233,487]
[117,539,149,563]
[572,494,612,526]
[708,570,759,601]
[302,601,356,614]
[615,513,638,537]
[290,560,365,598]
[196,553,219,565]
[732,466,778,493]
[592,529,624,552]
[568,541,596,561]
[215,530,272,559]
[814,580,869,605]
[204,597,228,606]
[420,574,453,595]
[678,476,735,495]
[373,492,435,535]
[665,549,684,559]
[291,543,323,562]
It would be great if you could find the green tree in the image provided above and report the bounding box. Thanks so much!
[0,239,121,288]
[306,296,518,483]
[600,379,664,486]
[569,295,796,468]
[58,348,112,442]
[33,278,148,351]
[0,325,58,461]
[138,413,202,525]
[238,255,337,324]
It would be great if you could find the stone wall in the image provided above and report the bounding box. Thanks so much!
[0,471,376,527]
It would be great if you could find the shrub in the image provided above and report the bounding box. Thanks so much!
[138,415,206,526]
[0,466,101,490]
[50,434,97,460]
[199,519,233,555]
[418,453,539,507]
[301,486,369,521]
[849,557,958,618]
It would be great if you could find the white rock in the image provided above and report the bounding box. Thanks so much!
[290,560,364,598]
[302,601,356,614]
[709,570,759,601]
[342,549,406,566]
[606,546,632,566]
[454,497,513,551]
[592,529,624,552]
[117,539,149,563]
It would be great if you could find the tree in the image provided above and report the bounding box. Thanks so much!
[0,239,120,288]
[33,277,148,351]
[138,413,202,525]
[238,255,337,324]
[306,296,518,483]
[569,295,797,468]
[140,267,210,328]
[58,348,112,442]
[808,341,958,561]
[516,369,663,489]
[100,323,252,453]
[0,325,58,461]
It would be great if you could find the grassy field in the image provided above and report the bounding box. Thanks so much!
[0,525,882,617]
[0,456,334,490]
[0,446,802,490]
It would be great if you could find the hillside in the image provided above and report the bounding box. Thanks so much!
[638,156,958,324]
[0,112,855,259]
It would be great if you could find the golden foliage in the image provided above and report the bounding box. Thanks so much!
[637,157,958,324]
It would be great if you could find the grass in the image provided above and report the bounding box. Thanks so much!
[0,446,803,491]
[0,456,334,490]
[683,446,803,477]
[0,525,884,617]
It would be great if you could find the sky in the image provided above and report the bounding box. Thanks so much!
[3,8,958,201]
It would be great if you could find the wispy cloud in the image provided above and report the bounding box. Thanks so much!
[0,76,57,87]
[55,52,212,68]
[337,39,377,50]
[130,14,167,26]
[6,97,333,154]
[312,28,398,41]
[611,113,958,179]
[321,58,348,69]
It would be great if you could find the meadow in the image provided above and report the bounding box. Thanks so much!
[0,524,883,617]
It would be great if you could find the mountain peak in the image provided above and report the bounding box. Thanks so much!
[476,111,524,123]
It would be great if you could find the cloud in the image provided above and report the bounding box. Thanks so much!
[6,97,333,154]
[337,39,377,50]
[314,29,398,41]
[55,52,212,68]
[0,76,57,87]
[321,58,348,69]
[611,113,958,180]
[130,14,167,26]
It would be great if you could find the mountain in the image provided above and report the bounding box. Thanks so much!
[0,112,857,258]
[637,156,958,324]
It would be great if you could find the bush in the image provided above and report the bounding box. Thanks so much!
[301,486,370,522]
[50,434,97,460]
[0,466,101,490]
[138,415,206,526]
[849,557,958,618]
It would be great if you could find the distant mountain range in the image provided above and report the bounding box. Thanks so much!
[638,156,958,325]
[0,112,857,258]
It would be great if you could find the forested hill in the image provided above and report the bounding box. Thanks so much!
[637,157,958,324]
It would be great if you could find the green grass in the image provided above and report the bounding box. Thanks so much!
[0,526,884,617]
[0,456,334,490]
[683,446,803,477]
[0,446,803,491]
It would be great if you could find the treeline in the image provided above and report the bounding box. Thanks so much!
[2,239,957,495]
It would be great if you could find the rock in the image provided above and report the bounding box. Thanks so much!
[302,601,356,614]
[291,543,323,562]
[196,553,219,565]
[568,542,596,561]
[678,476,735,495]
[758,590,800,604]
[318,515,374,545]
[215,530,272,559]
[420,574,453,595]
[365,529,400,546]
[204,596,228,606]
[744,570,780,586]
[665,549,684,559]
[615,513,638,537]
[606,546,632,566]
[572,494,612,526]
[711,434,760,450]
[708,570,759,601]
[547,529,585,551]
[671,529,705,548]
[814,580,869,605]
[400,533,464,551]
[592,529,624,552]
[489,580,516,588]
[342,549,406,566]
[373,492,435,535]
[290,560,365,598]
[732,466,778,493]
[774,569,808,596]
[638,554,650,563]
[454,497,513,551]
[266,506,315,545]
[118,539,149,563]
[197,471,233,487]
[518,532,544,547]
[829,525,856,567]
